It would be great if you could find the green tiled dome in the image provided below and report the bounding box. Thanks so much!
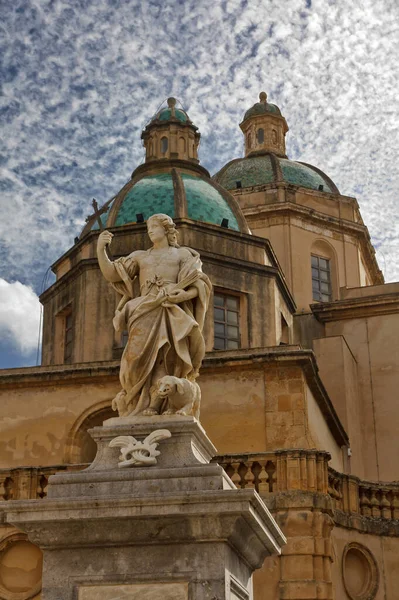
[213,156,275,189]
[182,174,239,231]
[157,107,188,123]
[243,102,281,121]
[83,170,246,237]
[279,159,334,192]
[115,174,175,226]
[213,154,338,194]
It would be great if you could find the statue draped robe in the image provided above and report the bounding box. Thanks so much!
[110,247,211,416]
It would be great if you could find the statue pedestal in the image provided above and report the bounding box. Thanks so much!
[6,417,285,600]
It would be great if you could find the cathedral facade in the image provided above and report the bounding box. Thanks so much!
[0,94,398,599]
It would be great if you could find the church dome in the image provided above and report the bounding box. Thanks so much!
[155,106,189,123]
[213,154,339,194]
[81,166,249,238]
[150,97,191,125]
[243,92,282,121]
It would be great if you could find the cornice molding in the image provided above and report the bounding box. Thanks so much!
[311,292,399,322]
[0,347,348,447]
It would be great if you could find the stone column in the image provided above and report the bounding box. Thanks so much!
[5,417,285,600]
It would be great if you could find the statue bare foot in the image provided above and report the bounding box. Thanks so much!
[142,408,159,416]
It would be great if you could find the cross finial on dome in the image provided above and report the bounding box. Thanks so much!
[167,97,176,116]
[259,91,267,103]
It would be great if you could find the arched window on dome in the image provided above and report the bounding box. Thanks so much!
[148,140,153,157]
[160,136,168,154]
[247,132,253,149]
[272,129,278,144]
[257,128,264,144]
[178,136,186,154]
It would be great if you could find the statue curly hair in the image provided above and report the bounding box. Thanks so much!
[147,213,179,247]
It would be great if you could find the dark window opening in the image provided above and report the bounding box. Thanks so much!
[64,312,73,364]
[160,137,168,154]
[311,255,332,302]
[280,314,289,345]
[257,128,264,143]
[214,293,240,350]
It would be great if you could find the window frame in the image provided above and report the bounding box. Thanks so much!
[311,254,332,303]
[257,128,265,144]
[213,291,242,351]
[63,310,73,364]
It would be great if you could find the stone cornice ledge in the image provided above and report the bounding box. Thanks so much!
[311,292,399,322]
[3,489,285,567]
[0,347,348,447]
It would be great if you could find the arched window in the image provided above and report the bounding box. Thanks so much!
[272,129,277,143]
[257,128,264,144]
[213,293,240,350]
[310,240,338,303]
[148,140,153,156]
[178,136,186,154]
[160,136,168,154]
[64,402,115,464]
[247,132,253,148]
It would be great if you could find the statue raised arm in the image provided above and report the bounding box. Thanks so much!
[96,214,211,418]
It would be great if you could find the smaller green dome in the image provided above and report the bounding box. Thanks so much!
[243,92,281,121]
[151,97,190,124]
[157,107,188,123]
[213,154,339,194]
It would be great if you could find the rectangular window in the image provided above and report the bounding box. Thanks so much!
[64,312,73,364]
[311,255,332,302]
[214,293,240,350]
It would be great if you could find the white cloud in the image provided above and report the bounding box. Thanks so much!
[0,0,398,287]
[0,279,41,353]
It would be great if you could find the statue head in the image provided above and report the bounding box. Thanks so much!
[147,214,179,247]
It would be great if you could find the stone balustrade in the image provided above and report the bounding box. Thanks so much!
[1,453,399,525]
[328,467,399,520]
[0,464,85,501]
[216,449,330,495]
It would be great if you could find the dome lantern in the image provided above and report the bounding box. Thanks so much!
[240,91,289,158]
[141,97,201,164]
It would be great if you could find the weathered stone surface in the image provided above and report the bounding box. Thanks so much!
[5,417,285,600]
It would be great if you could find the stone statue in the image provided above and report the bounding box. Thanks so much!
[97,214,211,418]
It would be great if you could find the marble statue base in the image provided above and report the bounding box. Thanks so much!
[6,416,285,600]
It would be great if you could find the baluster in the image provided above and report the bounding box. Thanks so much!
[266,460,277,492]
[258,461,269,495]
[37,474,48,499]
[391,492,399,520]
[230,461,242,489]
[370,489,381,518]
[2,476,14,501]
[335,477,343,510]
[244,461,256,489]
[359,487,371,516]
[380,491,391,519]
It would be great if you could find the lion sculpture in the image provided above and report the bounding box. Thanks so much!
[145,376,201,420]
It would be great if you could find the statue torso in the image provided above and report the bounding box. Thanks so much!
[137,247,186,289]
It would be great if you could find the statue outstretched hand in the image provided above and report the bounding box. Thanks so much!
[97,230,113,252]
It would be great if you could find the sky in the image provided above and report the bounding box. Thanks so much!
[0,0,398,368]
